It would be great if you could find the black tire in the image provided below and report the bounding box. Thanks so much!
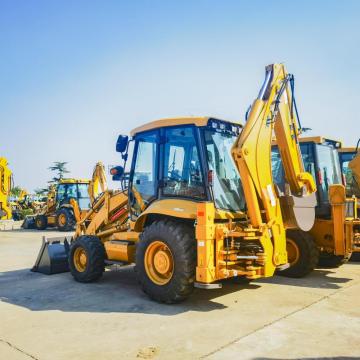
[69,235,105,282]
[35,215,47,230]
[56,207,75,231]
[318,253,349,268]
[12,211,20,221]
[136,219,196,303]
[232,277,252,285]
[279,230,319,278]
[350,252,360,262]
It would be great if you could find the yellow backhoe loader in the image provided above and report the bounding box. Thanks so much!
[27,178,91,231]
[11,189,44,220]
[67,63,320,301]
[0,157,13,220]
[31,166,105,274]
[33,63,320,303]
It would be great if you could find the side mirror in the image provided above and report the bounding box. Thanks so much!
[110,166,124,181]
[116,135,129,153]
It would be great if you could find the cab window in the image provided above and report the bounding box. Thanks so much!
[339,152,359,196]
[162,127,205,199]
[56,184,67,203]
[77,183,90,210]
[315,144,341,204]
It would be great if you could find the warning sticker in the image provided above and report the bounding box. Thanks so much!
[267,184,276,207]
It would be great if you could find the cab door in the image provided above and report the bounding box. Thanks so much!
[129,130,159,219]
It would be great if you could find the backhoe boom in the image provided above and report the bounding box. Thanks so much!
[232,63,317,264]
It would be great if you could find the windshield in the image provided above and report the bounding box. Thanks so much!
[162,127,206,200]
[316,145,342,203]
[204,130,245,211]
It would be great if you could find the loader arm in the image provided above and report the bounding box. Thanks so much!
[88,162,108,205]
[74,162,129,238]
[232,63,317,262]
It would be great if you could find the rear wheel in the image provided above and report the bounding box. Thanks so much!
[318,254,349,268]
[279,230,319,278]
[350,252,360,261]
[69,235,105,282]
[35,215,47,230]
[136,219,196,303]
[56,208,75,231]
[232,277,252,285]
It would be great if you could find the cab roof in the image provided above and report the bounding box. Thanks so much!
[130,116,242,136]
[59,178,90,184]
[338,147,358,153]
[299,136,342,148]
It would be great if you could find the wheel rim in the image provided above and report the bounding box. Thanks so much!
[58,213,67,226]
[36,218,42,227]
[144,240,174,285]
[286,238,300,266]
[73,247,87,272]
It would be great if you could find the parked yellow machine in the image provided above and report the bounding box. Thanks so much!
[33,178,91,231]
[337,143,360,254]
[273,136,359,267]
[11,189,44,220]
[53,63,322,303]
[0,157,12,220]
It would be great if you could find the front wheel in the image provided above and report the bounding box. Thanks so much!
[136,219,196,303]
[35,215,48,230]
[69,235,105,282]
[278,230,319,278]
[56,208,75,231]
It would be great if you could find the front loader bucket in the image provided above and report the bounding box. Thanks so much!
[22,215,36,229]
[31,236,71,275]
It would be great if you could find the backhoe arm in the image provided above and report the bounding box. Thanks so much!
[88,162,108,205]
[232,63,316,264]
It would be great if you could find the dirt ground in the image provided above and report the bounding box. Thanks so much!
[0,222,359,359]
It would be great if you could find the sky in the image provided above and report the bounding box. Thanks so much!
[1,0,360,191]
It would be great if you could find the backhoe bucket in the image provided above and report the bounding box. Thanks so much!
[31,236,71,275]
[22,215,36,229]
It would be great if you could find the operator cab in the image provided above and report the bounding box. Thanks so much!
[56,180,91,210]
[272,137,342,219]
[116,117,244,219]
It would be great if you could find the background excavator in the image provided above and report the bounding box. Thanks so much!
[0,157,12,220]
[11,189,44,220]
[24,178,91,231]
[33,63,318,303]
